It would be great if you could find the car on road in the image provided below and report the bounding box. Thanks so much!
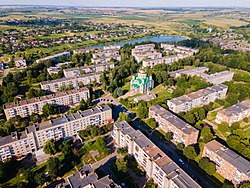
[178,158,185,165]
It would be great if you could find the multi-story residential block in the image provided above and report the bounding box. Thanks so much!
[14,57,27,68]
[215,99,250,125]
[203,140,250,185]
[142,55,182,68]
[0,105,112,161]
[47,62,71,75]
[132,44,163,62]
[103,45,121,51]
[167,84,228,113]
[149,104,199,146]
[169,67,234,85]
[73,48,95,54]
[36,52,70,63]
[112,121,201,188]
[63,62,114,78]
[67,164,120,188]
[3,88,90,120]
[40,72,101,92]
[161,44,199,55]
[91,55,121,64]
[132,44,156,55]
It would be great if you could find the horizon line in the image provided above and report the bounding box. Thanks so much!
[0,4,250,9]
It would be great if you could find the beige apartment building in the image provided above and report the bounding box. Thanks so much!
[112,121,201,188]
[63,62,114,78]
[203,140,250,185]
[215,99,250,125]
[40,72,101,92]
[132,44,163,62]
[149,104,199,146]
[142,55,183,68]
[167,84,228,113]
[4,88,90,120]
[0,105,112,161]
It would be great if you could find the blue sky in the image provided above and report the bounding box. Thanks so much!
[1,0,250,7]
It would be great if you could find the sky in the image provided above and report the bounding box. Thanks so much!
[0,0,250,8]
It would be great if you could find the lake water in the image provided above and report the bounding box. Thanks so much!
[92,35,186,48]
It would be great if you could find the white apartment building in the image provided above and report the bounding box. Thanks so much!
[167,84,228,113]
[0,105,112,161]
[149,104,199,146]
[40,72,101,92]
[112,121,201,188]
[4,88,90,120]
[169,67,234,85]
[142,55,183,68]
[161,44,199,55]
[63,62,114,78]
[215,99,250,125]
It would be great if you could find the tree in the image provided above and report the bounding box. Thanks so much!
[137,103,148,119]
[183,146,197,160]
[113,88,118,98]
[165,132,173,141]
[239,182,250,188]
[115,158,127,173]
[222,180,234,188]
[118,112,131,122]
[47,157,60,179]
[176,143,184,151]
[34,173,46,186]
[59,140,73,158]
[117,87,123,97]
[145,178,157,188]
[199,157,216,176]
[146,118,157,129]
[42,104,58,116]
[44,139,57,155]
[200,126,213,143]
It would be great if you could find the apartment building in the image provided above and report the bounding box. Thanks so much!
[36,52,70,63]
[167,84,228,113]
[215,99,250,125]
[63,62,114,78]
[91,55,121,64]
[149,104,199,146]
[112,121,201,188]
[103,45,121,51]
[3,88,90,120]
[47,62,71,75]
[203,140,250,185]
[67,164,120,188]
[169,67,234,85]
[132,44,163,62]
[0,105,112,161]
[161,44,199,55]
[40,72,101,92]
[142,55,183,68]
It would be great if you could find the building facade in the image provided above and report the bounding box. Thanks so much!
[167,84,228,113]
[0,105,112,161]
[112,121,201,188]
[63,62,114,78]
[149,104,199,146]
[203,140,250,185]
[130,68,154,94]
[14,57,27,68]
[40,72,101,92]
[4,88,90,120]
[215,99,250,125]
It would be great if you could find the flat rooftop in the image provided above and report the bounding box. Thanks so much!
[4,87,89,109]
[150,104,198,135]
[205,140,250,177]
[218,99,250,117]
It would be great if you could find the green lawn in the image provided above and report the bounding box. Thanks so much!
[231,68,250,83]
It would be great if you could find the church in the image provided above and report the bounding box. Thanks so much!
[130,68,154,94]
